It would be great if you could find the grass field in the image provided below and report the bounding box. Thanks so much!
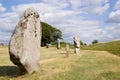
[0,46,120,80]
[81,40,120,56]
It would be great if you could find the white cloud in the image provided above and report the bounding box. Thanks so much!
[68,0,109,15]
[55,19,105,44]
[0,31,11,44]
[68,0,82,10]
[0,12,19,44]
[0,12,19,31]
[107,10,120,23]
[107,0,120,23]
[104,24,120,41]
[42,0,69,8]
[114,0,120,10]
[0,3,6,12]
[104,0,120,43]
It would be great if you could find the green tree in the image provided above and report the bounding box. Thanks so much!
[92,40,98,44]
[80,40,84,45]
[84,43,87,45]
[41,22,62,46]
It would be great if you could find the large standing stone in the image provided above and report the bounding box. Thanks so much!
[73,35,80,54]
[9,8,41,74]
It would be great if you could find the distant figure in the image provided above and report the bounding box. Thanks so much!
[66,43,69,57]
[73,35,80,54]
[57,39,60,49]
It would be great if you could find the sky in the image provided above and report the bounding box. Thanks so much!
[0,0,120,44]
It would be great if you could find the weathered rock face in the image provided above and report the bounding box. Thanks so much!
[9,8,41,74]
[73,35,80,54]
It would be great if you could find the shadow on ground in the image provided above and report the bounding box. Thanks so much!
[59,52,66,54]
[0,66,19,77]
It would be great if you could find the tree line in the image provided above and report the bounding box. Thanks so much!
[41,22,99,46]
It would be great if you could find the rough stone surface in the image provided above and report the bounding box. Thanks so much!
[57,39,60,49]
[9,8,41,74]
[73,35,80,54]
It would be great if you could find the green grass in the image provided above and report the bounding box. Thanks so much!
[81,40,120,56]
[0,46,120,80]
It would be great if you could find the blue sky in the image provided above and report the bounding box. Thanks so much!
[0,0,120,44]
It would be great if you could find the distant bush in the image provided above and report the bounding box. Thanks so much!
[92,40,98,44]
[0,43,4,46]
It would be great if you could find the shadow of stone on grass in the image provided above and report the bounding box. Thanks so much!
[59,52,66,54]
[0,66,19,77]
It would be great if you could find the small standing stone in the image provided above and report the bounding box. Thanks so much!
[57,39,60,49]
[73,35,80,54]
[66,44,69,57]
[46,43,49,48]
[9,8,41,74]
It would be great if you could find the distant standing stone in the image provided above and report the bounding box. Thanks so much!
[46,43,49,48]
[57,39,60,49]
[66,44,69,57]
[73,35,80,54]
[9,8,41,74]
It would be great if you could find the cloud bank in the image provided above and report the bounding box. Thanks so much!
[0,0,120,44]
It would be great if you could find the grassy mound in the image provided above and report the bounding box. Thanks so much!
[81,40,120,56]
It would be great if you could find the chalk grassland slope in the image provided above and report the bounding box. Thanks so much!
[81,40,120,56]
[0,47,120,80]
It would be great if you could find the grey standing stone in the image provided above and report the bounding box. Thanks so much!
[66,44,69,57]
[9,8,41,74]
[46,43,49,48]
[73,35,80,54]
[57,39,60,49]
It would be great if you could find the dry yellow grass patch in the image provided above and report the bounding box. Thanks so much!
[0,46,120,80]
